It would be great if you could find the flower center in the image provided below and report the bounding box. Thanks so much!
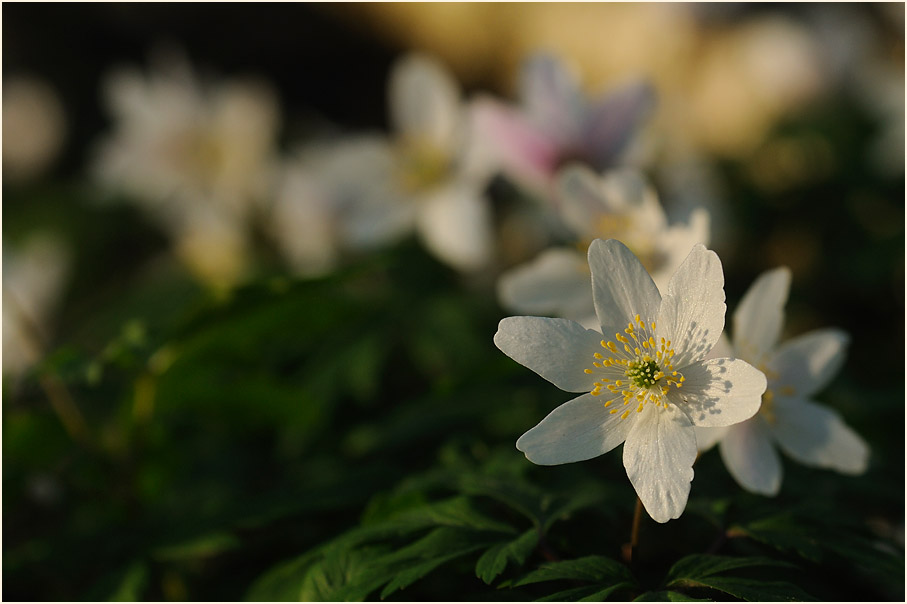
[396,138,450,193]
[583,314,685,420]
[758,384,794,425]
[627,359,661,388]
[575,216,665,277]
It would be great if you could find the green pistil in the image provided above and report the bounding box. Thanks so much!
[627,359,660,388]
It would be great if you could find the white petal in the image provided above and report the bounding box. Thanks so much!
[656,244,726,367]
[704,332,734,361]
[496,248,593,321]
[494,316,604,393]
[520,52,583,143]
[770,397,869,475]
[389,53,461,153]
[732,267,791,364]
[301,135,416,250]
[417,183,493,271]
[695,425,728,452]
[584,79,657,168]
[623,404,697,523]
[768,329,849,398]
[588,239,661,341]
[652,207,711,289]
[598,168,666,232]
[718,417,782,496]
[669,358,766,427]
[516,393,634,465]
[555,164,612,236]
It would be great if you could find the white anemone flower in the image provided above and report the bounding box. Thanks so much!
[287,52,494,272]
[3,235,69,377]
[696,268,869,496]
[497,165,709,328]
[495,238,766,523]
[91,50,280,288]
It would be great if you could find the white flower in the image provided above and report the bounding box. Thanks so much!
[696,268,869,496]
[497,165,709,328]
[2,76,66,183]
[91,50,280,288]
[93,50,280,220]
[495,239,766,522]
[3,234,69,377]
[280,53,495,272]
[472,52,655,197]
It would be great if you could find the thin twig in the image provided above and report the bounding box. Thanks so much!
[623,496,644,564]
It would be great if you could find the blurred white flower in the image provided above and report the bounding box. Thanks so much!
[497,165,709,328]
[91,49,281,288]
[3,234,70,377]
[696,268,869,496]
[3,76,66,183]
[93,51,280,219]
[495,239,765,522]
[273,53,495,272]
[472,52,655,198]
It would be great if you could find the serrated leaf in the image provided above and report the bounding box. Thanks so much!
[633,590,711,601]
[666,554,812,602]
[536,582,634,601]
[731,514,824,561]
[382,495,517,536]
[300,545,390,601]
[669,577,815,602]
[515,555,634,587]
[379,546,483,599]
[326,527,495,600]
[666,554,795,581]
[475,528,538,584]
[459,474,610,535]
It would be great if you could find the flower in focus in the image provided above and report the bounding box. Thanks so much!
[495,238,766,522]
[3,234,70,378]
[2,76,67,183]
[276,52,495,273]
[92,49,281,288]
[696,268,869,496]
[497,164,709,328]
[472,52,655,198]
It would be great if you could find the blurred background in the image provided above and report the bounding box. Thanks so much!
[3,3,904,601]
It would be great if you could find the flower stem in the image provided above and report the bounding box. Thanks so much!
[622,496,644,564]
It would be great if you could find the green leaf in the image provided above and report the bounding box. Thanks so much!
[475,528,538,584]
[731,513,824,561]
[380,495,517,536]
[459,473,610,535]
[633,590,711,601]
[537,582,635,601]
[245,550,323,602]
[515,555,634,587]
[325,527,496,600]
[666,554,795,580]
[152,531,240,561]
[300,546,390,601]
[379,543,486,599]
[106,561,149,602]
[665,555,812,602]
